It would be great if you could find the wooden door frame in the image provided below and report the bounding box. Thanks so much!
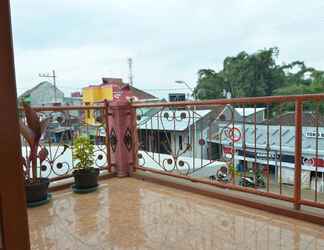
[0,0,31,249]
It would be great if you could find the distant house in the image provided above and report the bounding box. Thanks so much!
[19,81,64,106]
[19,82,84,144]
[83,77,158,125]
[102,77,157,101]
[138,109,213,157]
[63,96,82,106]
[70,91,82,98]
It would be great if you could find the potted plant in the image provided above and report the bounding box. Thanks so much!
[72,136,99,192]
[20,103,50,205]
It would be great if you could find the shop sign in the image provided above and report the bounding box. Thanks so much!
[237,149,324,168]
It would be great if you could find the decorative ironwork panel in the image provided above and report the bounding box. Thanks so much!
[123,128,132,151]
[109,128,117,152]
[20,106,109,180]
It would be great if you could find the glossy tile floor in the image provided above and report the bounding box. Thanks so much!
[28,178,324,250]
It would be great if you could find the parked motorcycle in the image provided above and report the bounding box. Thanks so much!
[217,170,229,183]
[216,167,229,183]
[209,167,229,183]
[239,172,265,188]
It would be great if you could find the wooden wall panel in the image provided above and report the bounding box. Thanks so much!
[0,0,31,249]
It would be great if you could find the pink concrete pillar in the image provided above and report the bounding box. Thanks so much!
[108,100,136,177]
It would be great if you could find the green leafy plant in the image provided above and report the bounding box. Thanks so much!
[228,163,239,176]
[73,136,94,171]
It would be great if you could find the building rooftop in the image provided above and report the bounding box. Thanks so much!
[235,107,265,117]
[139,109,212,131]
[268,112,324,127]
[101,77,157,100]
[28,177,324,250]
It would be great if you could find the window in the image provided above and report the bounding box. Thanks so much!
[179,135,183,150]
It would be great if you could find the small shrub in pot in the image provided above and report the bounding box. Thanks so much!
[73,136,99,190]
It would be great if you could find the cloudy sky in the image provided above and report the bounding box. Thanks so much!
[11,0,324,98]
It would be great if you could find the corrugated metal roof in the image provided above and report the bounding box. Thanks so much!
[139,109,212,131]
[211,123,324,155]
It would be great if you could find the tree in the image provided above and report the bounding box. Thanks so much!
[272,68,324,111]
[194,47,286,99]
[193,69,225,99]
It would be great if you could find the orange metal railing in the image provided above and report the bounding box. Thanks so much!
[132,94,324,210]
[22,94,324,211]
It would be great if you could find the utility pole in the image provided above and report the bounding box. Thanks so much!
[128,58,133,86]
[39,70,57,103]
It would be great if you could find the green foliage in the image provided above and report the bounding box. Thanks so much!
[194,69,225,99]
[274,69,324,111]
[194,47,324,102]
[73,136,94,170]
[194,48,285,99]
[228,163,238,176]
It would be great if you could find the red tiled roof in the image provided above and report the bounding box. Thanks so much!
[101,77,157,100]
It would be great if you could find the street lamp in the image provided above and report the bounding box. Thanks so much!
[175,80,195,99]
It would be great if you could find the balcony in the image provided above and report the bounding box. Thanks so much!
[28,177,324,250]
[2,0,324,248]
[10,94,320,249]
[2,94,324,250]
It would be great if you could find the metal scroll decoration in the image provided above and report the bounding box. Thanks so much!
[137,107,211,175]
[214,105,238,164]
[39,144,72,177]
[136,104,241,176]
[21,107,109,179]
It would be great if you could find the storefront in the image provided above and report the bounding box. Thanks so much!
[222,146,324,190]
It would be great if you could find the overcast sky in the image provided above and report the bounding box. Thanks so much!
[11,0,324,98]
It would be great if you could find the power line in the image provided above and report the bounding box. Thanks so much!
[128,58,133,86]
[17,86,191,92]
[141,88,190,92]
[17,73,193,95]
[39,70,57,102]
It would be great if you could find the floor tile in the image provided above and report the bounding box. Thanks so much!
[28,178,324,250]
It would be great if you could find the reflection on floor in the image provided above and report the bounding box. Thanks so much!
[28,178,324,250]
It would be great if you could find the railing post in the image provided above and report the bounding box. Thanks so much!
[294,99,303,210]
[131,105,139,172]
[104,100,112,172]
[107,100,135,177]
